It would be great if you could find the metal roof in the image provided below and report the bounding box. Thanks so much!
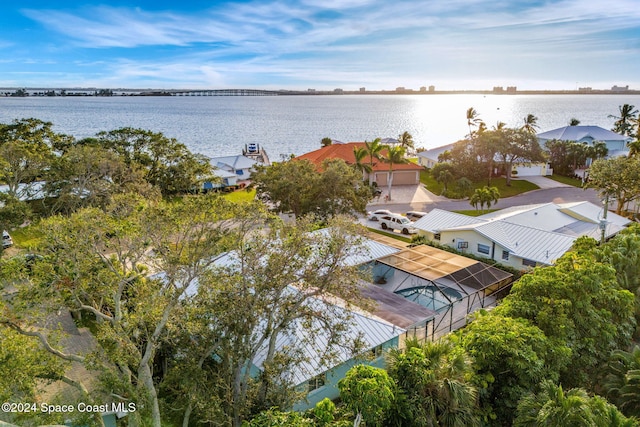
[468,221,577,265]
[412,209,486,233]
[537,125,630,142]
[251,289,405,386]
[209,155,257,170]
[358,282,436,328]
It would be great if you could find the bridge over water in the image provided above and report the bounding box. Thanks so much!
[169,89,284,96]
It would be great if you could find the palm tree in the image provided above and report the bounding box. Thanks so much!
[628,139,640,157]
[364,138,383,185]
[321,137,333,147]
[381,145,407,201]
[352,146,372,180]
[587,141,608,162]
[466,107,483,139]
[397,131,414,150]
[515,380,635,427]
[493,121,507,130]
[521,114,540,134]
[386,339,479,427]
[469,186,500,213]
[604,346,640,417]
[434,169,454,193]
[569,118,581,126]
[609,104,639,137]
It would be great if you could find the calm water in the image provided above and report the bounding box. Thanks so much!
[1,94,639,159]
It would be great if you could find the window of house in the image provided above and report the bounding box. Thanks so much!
[308,373,326,392]
[522,258,536,267]
[477,243,490,255]
[502,250,509,260]
[370,344,384,358]
[434,233,441,241]
[236,169,244,175]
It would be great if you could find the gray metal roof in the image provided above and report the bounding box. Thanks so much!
[251,290,405,386]
[537,125,630,142]
[412,209,486,233]
[209,155,258,170]
[463,221,578,264]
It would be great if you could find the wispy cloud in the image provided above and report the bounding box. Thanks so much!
[7,0,640,89]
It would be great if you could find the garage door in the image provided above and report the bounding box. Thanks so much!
[375,172,388,186]
[392,171,418,185]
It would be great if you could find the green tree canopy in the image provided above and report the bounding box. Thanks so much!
[338,364,395,427]
[496,251,635,388]
[452,311,569,425]
[587,156,640,215]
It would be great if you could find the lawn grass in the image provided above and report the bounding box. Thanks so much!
[222,188,256,203]
[366,227,412,243]
[475,178,539,198]
[420,170,538,199]
[546,174,584,188]
[420,170,445,194]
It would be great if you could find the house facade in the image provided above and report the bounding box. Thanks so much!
[207,154,259,188]
[412,202,631,270]
[295,142,423,186]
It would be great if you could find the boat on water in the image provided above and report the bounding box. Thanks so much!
[242,143,271,166]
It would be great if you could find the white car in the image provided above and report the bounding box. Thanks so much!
[367,209,393,221]
[2,230,13,248]
[379,214,417,235]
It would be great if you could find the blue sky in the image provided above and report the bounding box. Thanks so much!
[1,0,639,90]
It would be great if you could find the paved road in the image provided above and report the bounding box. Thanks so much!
[371,186,604,214]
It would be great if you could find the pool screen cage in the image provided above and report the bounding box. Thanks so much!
[373,244,513,340]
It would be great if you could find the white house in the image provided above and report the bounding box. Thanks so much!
[417,143,454,169]
[207,155,258,188]
[412,202,631,270]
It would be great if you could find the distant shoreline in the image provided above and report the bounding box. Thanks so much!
[1,88,640,97]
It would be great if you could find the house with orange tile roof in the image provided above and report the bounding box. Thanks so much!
[295,142,423,186]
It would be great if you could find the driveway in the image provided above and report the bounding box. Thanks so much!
[513,176,571,189]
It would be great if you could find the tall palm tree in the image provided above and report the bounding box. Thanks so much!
[381,145,407,201]
[397,131,414,150]
[569,118,581,126]
[628,139,640,157]
[493,121,507,130]
[521,114,540,134]
[587,141,608,162]
[364,138,383,185]
[352,146,372,180]
[609,104,639,137]
[466,107,483,139]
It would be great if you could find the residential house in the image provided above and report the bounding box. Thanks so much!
[412,202,631,270]
[206,155,259,188]
[295,142,423,186]
[417,143,551,176]
[416,143,454,169]
[537,125,632,158]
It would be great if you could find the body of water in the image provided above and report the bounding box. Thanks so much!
[1,94,638,159]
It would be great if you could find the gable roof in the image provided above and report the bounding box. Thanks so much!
[452,220,578,264]
[209,155,257,171]
[537,125,630,142]
[251,291,405,385]
[295,142,423,172]
[417,143,455,161]
[412,208,486,233]
[428,202,630,264]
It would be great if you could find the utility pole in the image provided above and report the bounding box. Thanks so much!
[600,195,609,244]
